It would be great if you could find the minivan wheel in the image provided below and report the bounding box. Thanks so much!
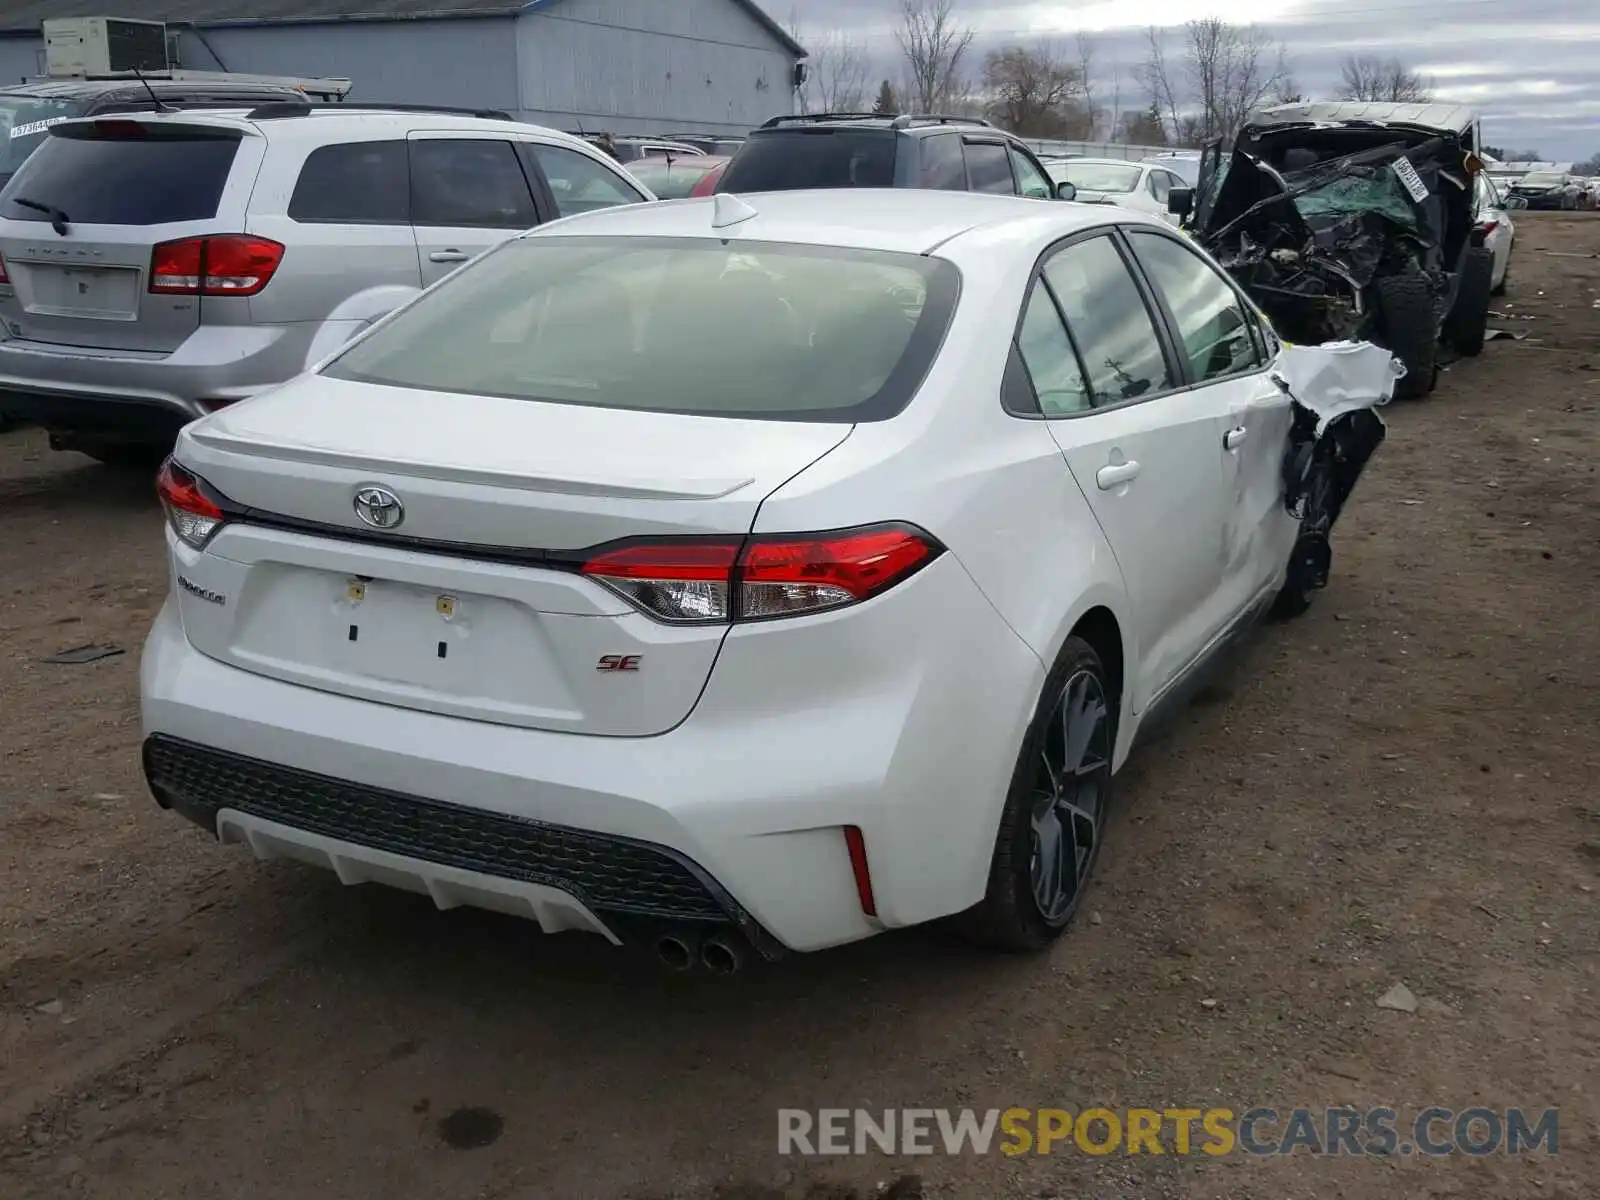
[961,636,1114,952]
[1443,247,1494,357]
[1375,273,1438,400]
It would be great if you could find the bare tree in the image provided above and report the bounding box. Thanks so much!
[1075,33,1098,139]
[981,44,1084,136]
[1183,19,1288,142]
[786,17,871,114]
[896,0,976,113]
[1137,27,1183,145]
[1336,55,1434,103]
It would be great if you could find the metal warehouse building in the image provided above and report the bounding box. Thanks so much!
[0,0,805,136]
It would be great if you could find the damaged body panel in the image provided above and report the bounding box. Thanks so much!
[1185,102,1489,400]
[1269,341,1399,608]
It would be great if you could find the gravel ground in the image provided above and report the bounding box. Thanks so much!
[0,213,1596,1200]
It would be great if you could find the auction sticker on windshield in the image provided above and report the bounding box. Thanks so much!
[1393,157,1429,204]
[8,117,72,139]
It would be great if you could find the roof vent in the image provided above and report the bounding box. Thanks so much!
[711,192,758,231]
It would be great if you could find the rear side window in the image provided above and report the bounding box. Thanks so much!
[324,236,960,423]
[921,134,966,190]
[410,139,537,228]
[530,144,644,217]
[1128,230,1260,383]
[1017,279,1090,414]
[1042,235,1172,405]
[0,125,239,224]
[288,140,409,223]
[719,130,897,192]
[964,142,1014,194]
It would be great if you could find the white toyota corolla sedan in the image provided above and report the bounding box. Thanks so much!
[141,189,1380,971]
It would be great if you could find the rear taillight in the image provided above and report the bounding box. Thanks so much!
[1479,219,1498,234]
[691,164,726,198]
[581,524,941,624]
[0,254,9,285]
[157,458,227,549]
[150,235,285,297]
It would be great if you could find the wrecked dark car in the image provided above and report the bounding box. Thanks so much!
[1176,102,1494,400]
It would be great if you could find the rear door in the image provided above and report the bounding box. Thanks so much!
[1123,227,1295,620]
[962,137,1016,194]
[1027,231,1233,713]
[407,133,543,287]
[0,118,258,351]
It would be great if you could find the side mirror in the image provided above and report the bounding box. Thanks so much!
[1168,187,1194,217]
[1055,180,1077,201]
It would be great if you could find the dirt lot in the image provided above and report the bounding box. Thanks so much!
[1,213,1596,1200]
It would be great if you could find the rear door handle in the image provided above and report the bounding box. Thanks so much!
[429,250,470,263]
[1096,460,1141,490]
[1224,426,1248,450]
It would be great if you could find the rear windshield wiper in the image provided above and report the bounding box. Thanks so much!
[11,196,70,236]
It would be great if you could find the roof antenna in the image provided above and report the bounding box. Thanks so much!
[711,192,758,230]
[130,66,177,113]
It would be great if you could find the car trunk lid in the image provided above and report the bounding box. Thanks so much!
[0,118,254,352]
[170,376,854,736]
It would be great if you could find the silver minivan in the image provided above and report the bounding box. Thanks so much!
[0,104,653,464]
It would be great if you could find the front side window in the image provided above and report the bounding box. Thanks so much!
[324,236,960,423]
[1042,235,1172,405]
[1128,230,1261,384]
[532,143,647,215]
[1016,279,1090,414]
[1010,145,1054,200]
[410,139,537,228]
[964,141,1014,194]
[289,140,409,223]
[920,133,966,190]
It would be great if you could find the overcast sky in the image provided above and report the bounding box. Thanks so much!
[785,0,1598,162]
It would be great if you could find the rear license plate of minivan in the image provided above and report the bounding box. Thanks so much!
[23,264,140,320]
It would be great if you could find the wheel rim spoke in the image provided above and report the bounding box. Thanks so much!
[1028,667,1110,923]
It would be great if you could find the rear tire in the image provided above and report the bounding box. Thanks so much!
[960,636,1115,953]
[1443,247,1494,357]
[1375,273,1438,400]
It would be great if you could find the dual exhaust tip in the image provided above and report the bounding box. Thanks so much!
[656,932,743,975]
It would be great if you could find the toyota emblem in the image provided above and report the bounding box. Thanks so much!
[353,485,405,530]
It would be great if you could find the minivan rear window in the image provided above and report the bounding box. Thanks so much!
[717,129,897,192]
[0,124,240,225]
[324,235,960,422]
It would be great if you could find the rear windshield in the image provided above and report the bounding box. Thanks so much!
[626,158,722,199]
[0,96,87,183]
[0,124,240,225]
[324,235,960,422]
[718,129,897,192]
[1057,162,1142,193]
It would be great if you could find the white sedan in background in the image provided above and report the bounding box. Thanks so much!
[142,189,1393,970]
[1044,158,1189,224]
[1474,171,1516,295]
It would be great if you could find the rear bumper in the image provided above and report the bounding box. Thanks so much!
[0,323,315,439]
[139,553,1044,954]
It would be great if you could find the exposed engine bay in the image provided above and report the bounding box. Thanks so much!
[1189,120,1477,345]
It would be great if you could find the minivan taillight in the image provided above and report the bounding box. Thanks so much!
[581,524,942,624]
[150,235,285,297]
[157,458,227,549]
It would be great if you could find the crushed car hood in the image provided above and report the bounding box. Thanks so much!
[1189,123,1473,343]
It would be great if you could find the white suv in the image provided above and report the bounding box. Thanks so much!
[141,190,1393,970]
[0,104,651,464]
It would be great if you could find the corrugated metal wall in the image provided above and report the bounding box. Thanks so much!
[514,0,797,135]
[0,0,797,136]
